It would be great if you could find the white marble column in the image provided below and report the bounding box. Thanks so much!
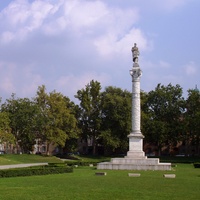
[131,76,141,133]
[126,43,146,158]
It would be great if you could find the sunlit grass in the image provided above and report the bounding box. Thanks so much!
[0,164,199,200]
[0,154,63,165]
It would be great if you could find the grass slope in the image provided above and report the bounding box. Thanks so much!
[0,164,199,200]
[0,154,63,165]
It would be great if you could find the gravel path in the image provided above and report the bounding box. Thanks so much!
[0,163,48,170]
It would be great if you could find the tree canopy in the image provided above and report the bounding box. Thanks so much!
[75,80,102,155]
[101,86,131,154]
[35,85,78,154]
[0,81,199,156]
[142,83,185,155]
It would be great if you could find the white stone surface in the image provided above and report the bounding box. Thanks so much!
[127,133,146,158]
[128,173,141,177]
[132,79,141,132]
[128,135,143,151]
[97,160,171,170]
[163,174,176,178]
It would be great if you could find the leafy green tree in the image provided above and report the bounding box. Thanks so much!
[1,94,41,153]
[141,90,150,133]
[101,86,131,154]
[184,88,200,155]
[35,85,78,154]
[64,103,81,153]
[0,112,15,152]
[143,83,185,155]
[75,80,102,155]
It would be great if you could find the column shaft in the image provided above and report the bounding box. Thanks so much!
[132,79,141,133]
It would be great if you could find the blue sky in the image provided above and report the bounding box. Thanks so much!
[0,0,199,103]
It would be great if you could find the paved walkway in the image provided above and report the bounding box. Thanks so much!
[0,163,48,170]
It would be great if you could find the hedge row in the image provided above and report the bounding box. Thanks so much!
[193,163,200,168]
[65,161,100,166]
[0,165,73,178]
[48,163,67,167]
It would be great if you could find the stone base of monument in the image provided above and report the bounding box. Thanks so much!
[97,134,171,171]
[97,156,171,171]
[97,135,171,170]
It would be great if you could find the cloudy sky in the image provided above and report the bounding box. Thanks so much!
[0,0,199,103]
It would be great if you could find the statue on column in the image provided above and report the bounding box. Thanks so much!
[131,43,140,63]
[130,43,142,78]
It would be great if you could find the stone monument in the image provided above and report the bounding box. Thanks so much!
[97,43,171,170]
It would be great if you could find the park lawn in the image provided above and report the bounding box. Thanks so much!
[0,154,63,165]
[0,163,199,200]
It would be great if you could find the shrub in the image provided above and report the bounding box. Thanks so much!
[48,163,67,167]
[65,161,99,167]
[0,165,73,178]
[193,163,200,168]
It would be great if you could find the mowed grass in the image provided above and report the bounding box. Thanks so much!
[0,154,63,165]
[0,163,199,200]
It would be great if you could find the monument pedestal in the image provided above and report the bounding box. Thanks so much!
[97,132,171,171]
[97,157,171,170]
[126,133,146,158]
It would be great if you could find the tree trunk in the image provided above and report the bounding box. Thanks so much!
[92,136,96,155]
[158,142,161,156]
[46,142,50,155]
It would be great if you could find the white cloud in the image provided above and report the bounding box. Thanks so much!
[141,59,171,70]
[0,0,148,67]
[63,0,108,29]
[55,72,110,100]
[1,31,14,43]
[0,0,54,42]
[0,77,15,95]
[0,61,43,98]
[159,0,189,11]
[159,60,171,68]
[94,28,149,58]
[184,61,197,76]
[0,61,16,94]
[0,0,145,50]
[20,66,43,97]
[42,0,109,36]
[142,0,190,12]
[0,0,153,101]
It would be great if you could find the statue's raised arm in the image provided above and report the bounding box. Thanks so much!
[131,43,140,63]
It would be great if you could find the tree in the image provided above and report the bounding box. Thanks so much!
[75,80,102,155]
[101,86,131,154]
[0,111,15,152]
[184,88,200,155]
[35,85,78,154]
[143,83,185,155]
[1,94,41,153]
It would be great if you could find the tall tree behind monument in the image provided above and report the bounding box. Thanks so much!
[75,80,102,155]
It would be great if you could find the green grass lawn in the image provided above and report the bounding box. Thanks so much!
[0,154,63,165]
[0,163,199,200]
